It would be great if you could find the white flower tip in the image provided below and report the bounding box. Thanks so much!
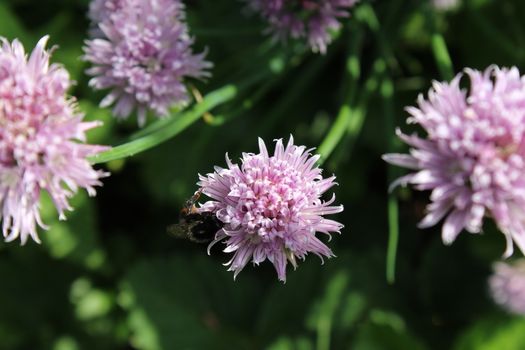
[441,230,457,246]
[502,239,514,259]
[382,153,394,162]
[36,35,50,49]
[10,235,22,245]
[442,238,453,246]
[258,137,270,159]
[387,182,399,194]
[224,152,234,168]
[417,221,430,230]
[31,233,42,245]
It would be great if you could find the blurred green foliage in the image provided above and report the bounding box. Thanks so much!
[1,0,525,349]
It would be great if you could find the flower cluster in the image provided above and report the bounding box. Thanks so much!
[489,260,525,315]
[384,66,525,257]
[84,0,211,126]
[0,36,108,244]
[197,136,344,281]
[247,0,358,54]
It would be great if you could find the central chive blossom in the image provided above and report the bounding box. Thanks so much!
[84,0,212,126]
[198,136,344,282]
[247,0,358,54]
[383,66,525,257]
[0,36,108,244]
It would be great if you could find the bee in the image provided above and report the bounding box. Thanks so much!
[167,190,223,244]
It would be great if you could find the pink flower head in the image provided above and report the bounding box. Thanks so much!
[0,36,108,244]
[88,0,124,25]
[489,260,525,315]
[84,0,212,126]
[383,66,525,257]
[198,136,344,282]
[87,0,125,37]
[247,0,358,54]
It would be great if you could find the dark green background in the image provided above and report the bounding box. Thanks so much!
[1,0,524,349]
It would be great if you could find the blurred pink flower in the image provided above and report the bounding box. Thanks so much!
[0,36,108,244]
[84,0,211,126]
[489,260,525,315]
[247,0,358,54]
[432,0,459,11]
[88,0,124,25]
[384,66,525,257]
[198,136,344,282]
[87,0,124,36]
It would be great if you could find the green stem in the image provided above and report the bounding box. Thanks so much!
[88,85,237,164]
[345,59,385,156]
[317,317,332,350]
[317,106,353,164]
[210,77,277,126]
[357,4,399,71]
[467,0,524,61]
[431,34,454,81]
[386,196,399,284]
[252,54,328,144]
[317,29,363,164]
[424,5,454,80]
[0,3,33,45]
[382,76,399,284]
[323,59,384,170]
[131,70,270,139]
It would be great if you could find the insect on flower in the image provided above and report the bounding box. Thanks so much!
[167,190,223,244]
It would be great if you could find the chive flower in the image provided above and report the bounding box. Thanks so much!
[384,66,525,257]
[247,0,358,54]
[0,36,108,244]
[84,0,211,126]
[198,136,344,282]
[489,260,525,315]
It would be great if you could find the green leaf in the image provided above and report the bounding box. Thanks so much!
[0,3,32,44]
[120,255,254,350]
[70,278,114,321]
[88,85,237,164]
[40,192,106,270]
[454,315,525,350]
[0,248,78,349]
[431,34,454,81]
[351,318,427,350]
[267,336,314,350]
